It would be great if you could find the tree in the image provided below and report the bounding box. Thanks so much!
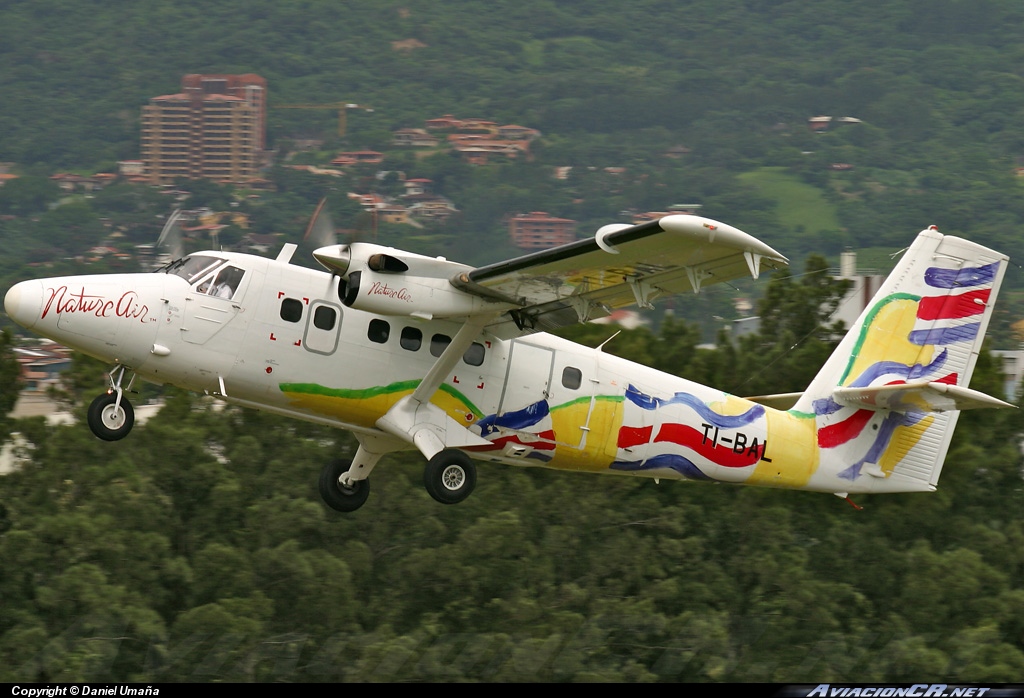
[739,255,852,394]
[0,330,20,429]
[0,176,60,216]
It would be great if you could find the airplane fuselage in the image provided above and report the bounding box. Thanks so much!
[5,249,936,497]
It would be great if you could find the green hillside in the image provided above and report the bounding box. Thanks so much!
[737,166,841,243]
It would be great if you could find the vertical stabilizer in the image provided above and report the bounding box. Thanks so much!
[794,227,1009,493]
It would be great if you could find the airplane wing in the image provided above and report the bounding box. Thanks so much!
[453,215,788,334]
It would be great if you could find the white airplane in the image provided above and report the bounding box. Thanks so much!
[3,215,1013,511]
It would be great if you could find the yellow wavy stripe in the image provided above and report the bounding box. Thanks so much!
[844,298,933,387]
[879,415,935,476]
[747,410,819,488]
[281,385,480,428]
[548,397,625,472]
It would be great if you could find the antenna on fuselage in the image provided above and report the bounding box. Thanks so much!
[277,243,298,263]
[596,330,621,352]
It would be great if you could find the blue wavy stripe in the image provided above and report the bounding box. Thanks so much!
[475,399,549,435]
[611,454,713,481]
[908,323,980,346]
[924,262,997,289]
[813,397,846,416]
[838,412,925,481]
[625,385,764,428]
[847,349,948,389]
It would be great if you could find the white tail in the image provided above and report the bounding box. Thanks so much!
[794,227,1011,494]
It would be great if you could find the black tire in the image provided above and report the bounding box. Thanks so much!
[87,392,135,441]
[424,449,477,505]
[319,458,370,512]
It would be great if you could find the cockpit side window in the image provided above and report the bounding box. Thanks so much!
[197,265,245,299]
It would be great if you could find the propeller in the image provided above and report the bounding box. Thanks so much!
[303,198,346,296]
[303,197,338,248]
[155,208,185,260]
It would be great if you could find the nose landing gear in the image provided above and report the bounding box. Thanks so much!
[87,365,136,441]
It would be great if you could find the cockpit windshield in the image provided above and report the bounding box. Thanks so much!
[154,255,225,283]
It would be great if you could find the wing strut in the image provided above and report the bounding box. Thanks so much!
[374,315,497,461]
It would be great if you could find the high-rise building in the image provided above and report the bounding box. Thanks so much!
[509,211,577,249]
[141,74,267,185]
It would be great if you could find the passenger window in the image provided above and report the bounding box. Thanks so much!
[430,333,452,357]
[368,319,390,344]
[280,298,303,323]
[401,326,422,351]
[463,342,485,366]
[562,366,582,390]
[313,305,337,331]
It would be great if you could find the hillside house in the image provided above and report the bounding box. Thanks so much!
[425,115,462,131]
[392,128,439,147]
[330,150,384,166]
[408,198,458,221]
[402,178,433,197]
[497,124,540,140]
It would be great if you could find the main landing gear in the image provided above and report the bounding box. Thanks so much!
[424,449,477,505]
[86,365,135,441]
[317,447,478,513]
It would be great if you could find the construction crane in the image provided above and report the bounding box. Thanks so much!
[272,102,374,138]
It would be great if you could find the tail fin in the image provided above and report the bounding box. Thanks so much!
[793,227,1011,494]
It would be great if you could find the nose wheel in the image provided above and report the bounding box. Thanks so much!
[87,365,137,441]
[319,458,370,512]
[87,391,135,441]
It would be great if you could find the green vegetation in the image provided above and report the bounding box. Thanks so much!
[738,167,841,240]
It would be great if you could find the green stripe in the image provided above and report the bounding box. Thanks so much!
[438,383,484,418]
[279,379,485,418]
[837,292,920,386]
[550,394,624,412]
[786,410,816,419]
[280,379,420,400]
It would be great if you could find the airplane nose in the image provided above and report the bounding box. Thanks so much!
[4,280,42,329]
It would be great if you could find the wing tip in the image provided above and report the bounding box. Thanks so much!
[656,214,788,265]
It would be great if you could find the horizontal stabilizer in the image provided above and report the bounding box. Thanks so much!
[744,392,802,410]
[833,381,1014,413]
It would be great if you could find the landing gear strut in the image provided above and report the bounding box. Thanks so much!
[319,458,370,512]
[86,366,135,441]
[423,449,477,505]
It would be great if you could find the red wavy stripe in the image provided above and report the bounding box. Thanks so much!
[818,409,873,448]
[466,430,556,452]
[917,289,990,321]
[655,422,762,468]
[934,373,958,385]
[618,425,653,448]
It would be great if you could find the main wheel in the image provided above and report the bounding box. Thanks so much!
[424,449,477,505]
[87,392,135,441]
[319,458,370,512]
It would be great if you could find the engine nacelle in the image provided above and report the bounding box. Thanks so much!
[312,242,509,319]
[342,269,505,318]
